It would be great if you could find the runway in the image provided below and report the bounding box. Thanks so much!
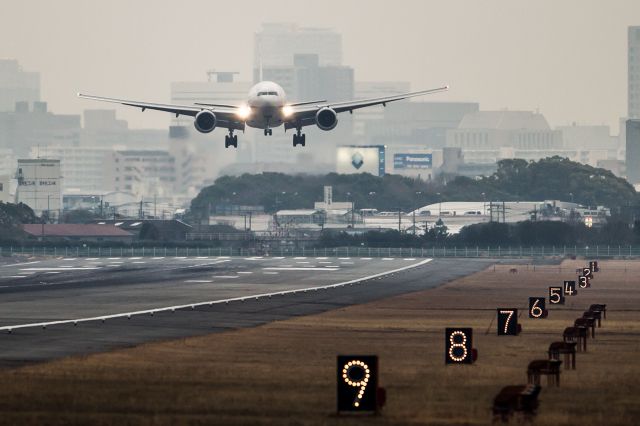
[0,255,492,367]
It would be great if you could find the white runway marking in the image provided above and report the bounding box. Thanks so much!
[212,275,239,279]
[382,258,395,260]
[263,271,279,275]
[216,256,231,259]
[85,258,99,261]
[0,259,433,332]
[62,258,76,261]
[404,258,416,261]
[19,267,101,271]
[108,257,121,260]
[338,257,351,260]
[245,257,263,260]
[263,267,339,271]
[152,257,165,260]
[130,257,142,260]
[360,258,372,260]
[1,261,40,268]
[174,257,187,259]
[44,272,61,274]
[237,271,253,274]
[296,261,310,264]
[5,276,27,279]
[184,280,213,283]
[294,257,307,260]
[132,261,146,264]
[319,261,333,264]
[106,265,119,267]
[315,257,328,260]
[272,257,285,260]
[196,256,209,259]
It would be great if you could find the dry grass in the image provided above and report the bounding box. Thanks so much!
[0,260,639,425]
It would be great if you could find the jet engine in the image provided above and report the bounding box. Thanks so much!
[194,110,217,133]
[315,107,338,131]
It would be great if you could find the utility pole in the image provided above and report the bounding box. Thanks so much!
[398,207,402,232]
[413,209,416,235]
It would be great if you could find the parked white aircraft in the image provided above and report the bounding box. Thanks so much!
[78,81,448,148]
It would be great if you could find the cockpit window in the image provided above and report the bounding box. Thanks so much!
[257,91,278,96]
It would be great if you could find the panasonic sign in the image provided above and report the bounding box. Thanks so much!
[393,153,432,169]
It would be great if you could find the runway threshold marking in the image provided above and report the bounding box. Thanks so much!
[0,259,432,332]
[263,267,339,271]
[1,261,40,268]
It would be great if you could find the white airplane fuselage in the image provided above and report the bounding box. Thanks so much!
[244,81,287,130]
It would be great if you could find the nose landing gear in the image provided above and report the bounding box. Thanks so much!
[263,128,273,136]
[292,128,306,147]
[225,130,238,148]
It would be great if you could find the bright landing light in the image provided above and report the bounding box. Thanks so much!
[282,105,293,117]
[237,105,252,120]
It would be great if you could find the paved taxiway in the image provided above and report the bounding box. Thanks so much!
[0,256,492,367]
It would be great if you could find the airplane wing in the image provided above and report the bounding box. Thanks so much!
[283,85,449,130]
[77,93,245,131]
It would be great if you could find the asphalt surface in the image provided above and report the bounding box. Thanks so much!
[0,255,492,368]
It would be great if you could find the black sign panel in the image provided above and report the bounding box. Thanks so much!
[497,308,518,335]
[583,267,593,279]
[337,355,378,413]
[564,280,577,296]
[578,275,590,289]
[549,286,565,305]
[445,328,473,364]
[528,297,546,319]
[589,261,599,273]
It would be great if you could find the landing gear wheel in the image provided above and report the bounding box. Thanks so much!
[225,134,238,148]
[264,129,273,136]
[293,133,306,147]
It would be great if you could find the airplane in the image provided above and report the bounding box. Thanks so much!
[78,81,448,148]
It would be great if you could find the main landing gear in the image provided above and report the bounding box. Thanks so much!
[225,130,238,148]
[264,128,273,136]
[293,128,306,147]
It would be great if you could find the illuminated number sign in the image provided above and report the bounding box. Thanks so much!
[445,328,474,364]
[589,261,599,273]
[549,286,565,305]
[529,297,547,319]
[497,309,518,335]
[337,355,378,413]
[583,267,593,279]
[564,280,577,296]
[578,275,590,289]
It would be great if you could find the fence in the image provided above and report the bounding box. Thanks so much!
[1,245,640,259]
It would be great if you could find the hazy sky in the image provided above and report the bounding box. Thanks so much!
[1,0,639,132]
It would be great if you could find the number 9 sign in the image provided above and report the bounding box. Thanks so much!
[337,355,378,413]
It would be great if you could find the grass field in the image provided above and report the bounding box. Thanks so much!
[0,260,638,425]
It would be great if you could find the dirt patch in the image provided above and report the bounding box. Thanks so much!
[0,260,638,425]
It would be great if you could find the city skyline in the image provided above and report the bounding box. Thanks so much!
[1,0,639,132]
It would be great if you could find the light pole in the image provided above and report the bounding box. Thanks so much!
[436,192,442,217]
[481,192,486,216]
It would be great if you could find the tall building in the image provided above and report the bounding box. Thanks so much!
[0,59,40,112]
[626,119,640,184]
[103,150,178,199]
[353,82,411,138]
[0,102,80,157]
[629,27,640,119]
[254,23,342,70]
[15,159,62,219]
[30,145,112,192]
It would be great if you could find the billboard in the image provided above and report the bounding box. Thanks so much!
[336,146,385,176]
[393,153,432,169]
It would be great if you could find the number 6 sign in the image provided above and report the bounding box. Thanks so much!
[528,297,547,318]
